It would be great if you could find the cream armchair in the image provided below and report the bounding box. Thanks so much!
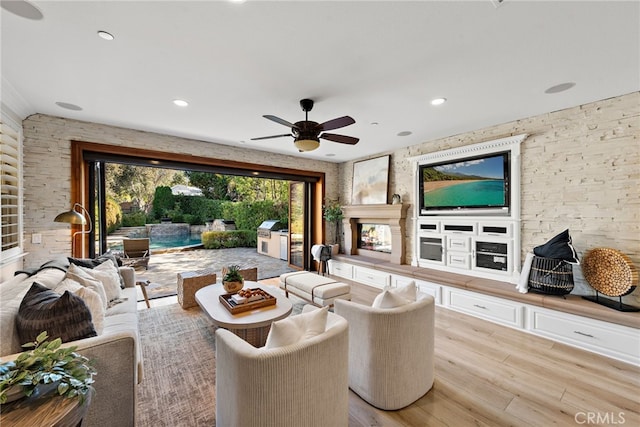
[215,306,349,427]
[334,294,435,410]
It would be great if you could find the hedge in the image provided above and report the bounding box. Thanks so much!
[201,230,257,249]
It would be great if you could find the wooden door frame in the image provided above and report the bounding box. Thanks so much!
[70,141,325,263]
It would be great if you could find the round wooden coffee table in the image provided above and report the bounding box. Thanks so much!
[195,281,293,347]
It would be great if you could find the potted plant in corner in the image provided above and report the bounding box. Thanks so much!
[323,199,344,255]
[0,331,96,405]
[222,265,244,294]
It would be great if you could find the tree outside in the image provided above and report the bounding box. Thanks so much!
[105,163,290,247]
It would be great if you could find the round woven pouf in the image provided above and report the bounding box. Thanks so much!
[582,247,638,297]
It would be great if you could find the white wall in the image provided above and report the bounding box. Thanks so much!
[339,92,640,304]
[20,114,340,267]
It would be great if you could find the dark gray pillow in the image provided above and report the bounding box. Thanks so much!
[533,229,579,263]
[16,282,97,345]
[69,252,125,288]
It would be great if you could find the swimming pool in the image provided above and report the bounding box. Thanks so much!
[110,236,203,252]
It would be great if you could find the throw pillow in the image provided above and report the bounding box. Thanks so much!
[372,281,417,309]
[265,306,329,349]
[533,229,580,264]
[54,278,105,335]
[93,259,123,303]
[387,281,417,301]
[65,264,109,309]
[16,282,97,345]
[68,252,125,288]
[371,290,411,309]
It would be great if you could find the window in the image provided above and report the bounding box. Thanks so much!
[1,114,23,260]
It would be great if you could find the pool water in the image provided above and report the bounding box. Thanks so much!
[149,236,202,250]
[110,236,202,252]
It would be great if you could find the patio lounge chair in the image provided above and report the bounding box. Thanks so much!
[122,238,151,270]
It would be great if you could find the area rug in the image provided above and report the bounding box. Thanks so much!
[136,298,307,426]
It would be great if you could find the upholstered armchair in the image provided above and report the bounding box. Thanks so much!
[215,306,349,427]
[334,294,435,410]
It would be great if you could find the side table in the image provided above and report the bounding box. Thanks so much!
[0,389,93,427]
[137,280,151,309]
[178,269,217,309]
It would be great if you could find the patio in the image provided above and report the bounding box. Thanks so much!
[132,247,296,301]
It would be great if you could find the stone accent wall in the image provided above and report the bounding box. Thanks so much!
[21,114,340,267]
[339,92,640,303]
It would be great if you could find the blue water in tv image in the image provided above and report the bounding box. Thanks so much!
[423,180,505,207]
[422,154,507,208]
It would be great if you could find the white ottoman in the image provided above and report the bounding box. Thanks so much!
[280,271,351,307]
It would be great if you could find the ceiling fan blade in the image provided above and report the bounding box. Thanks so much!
[320,133,359,145]
[250,134,292,141]
[317,116,355,132]
[263,115,298,129]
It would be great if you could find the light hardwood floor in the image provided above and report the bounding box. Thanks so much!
[144,277,640,426]
[339,279,640,427]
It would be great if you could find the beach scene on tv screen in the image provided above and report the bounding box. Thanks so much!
[422,155,506,208]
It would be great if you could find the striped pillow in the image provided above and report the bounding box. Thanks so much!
[16,282,97,345]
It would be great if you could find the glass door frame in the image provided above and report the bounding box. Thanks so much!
[70,141,325,267]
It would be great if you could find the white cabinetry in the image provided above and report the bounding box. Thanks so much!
[327,260,352,280]
[526,306,640,366]
[331,260,639,366]
[416,218,517,283]
[444,288,524,328]
[352,266,390,289]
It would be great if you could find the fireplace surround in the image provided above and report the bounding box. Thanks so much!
[341,204,409,264]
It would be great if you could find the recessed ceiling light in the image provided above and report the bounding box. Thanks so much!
[229,0,247,3]
[55,102,83,111]
[97,31,114,41]
[173,99,189,107]
[545,82,576,94]
[430,98,447,106]
[1,0,43,20]
[325,153,336,157]
[397,131,412,137]
[370,122,379,126]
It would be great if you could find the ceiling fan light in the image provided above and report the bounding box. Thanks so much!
[294,138,320,152]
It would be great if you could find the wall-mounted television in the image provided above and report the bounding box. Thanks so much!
[419,151,511,215]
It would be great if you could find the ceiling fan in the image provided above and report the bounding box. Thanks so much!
[251,99,359,152]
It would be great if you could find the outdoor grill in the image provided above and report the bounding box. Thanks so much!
[257,220,285,238]
[257,220,287,259]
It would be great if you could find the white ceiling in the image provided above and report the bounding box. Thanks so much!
[2,0,638,163]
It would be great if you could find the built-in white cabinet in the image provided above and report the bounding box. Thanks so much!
[444,288,524,328]
[328,260,352,280]
[352,266,390,289]
[416,218,517,283]
[330,259,639,367]
[526,306,640,366]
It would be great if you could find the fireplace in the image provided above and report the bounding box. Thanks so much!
[358,223,392,253]
[341,204,409,264]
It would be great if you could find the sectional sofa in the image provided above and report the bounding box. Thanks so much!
[0,256,142,427]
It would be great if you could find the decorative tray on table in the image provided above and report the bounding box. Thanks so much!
[219,288,277,314]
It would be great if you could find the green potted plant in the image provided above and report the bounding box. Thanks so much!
[222,264,244,294]
[323,199,344,253]
[0,331,96,405]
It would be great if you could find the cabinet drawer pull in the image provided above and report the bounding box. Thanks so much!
[573,331,595,338]
[473,304,487,310]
